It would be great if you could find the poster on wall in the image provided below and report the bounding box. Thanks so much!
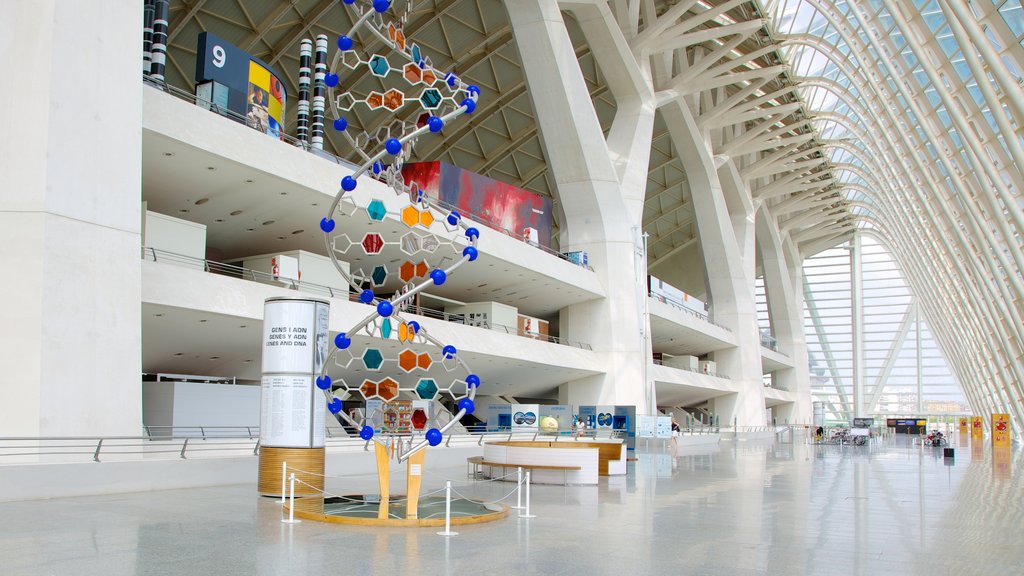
[486,404,510,431]
[402,162,554,248]
[577,405,596,429]
[511,404,539,431]
[959,417,969,434]
[656,416,672,439]
[971,416,984,440]
[992,413,1011,448]
[595,405,614,429]
[260,374,314,447]
[260,299,329,448]
[195,31,286,138]
[636,415,657,438]
[539,405,572,431]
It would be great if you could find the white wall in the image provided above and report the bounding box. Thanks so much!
[0,2,142,436]
[445,301,518,329]
[142,381,261,430]
[144,210,207,265]
[239,250,350,291]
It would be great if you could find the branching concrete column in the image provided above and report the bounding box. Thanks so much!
[756,206,811,424]
[662,98,767,426]
[506,0,655,411]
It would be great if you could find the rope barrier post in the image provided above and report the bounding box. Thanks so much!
[436,481,458,536]
[282,472,301,524]
[511,467,524,509]
[519,471,535,518]
[280,461,288,504]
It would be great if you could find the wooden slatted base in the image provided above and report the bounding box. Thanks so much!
[258,446,325,497]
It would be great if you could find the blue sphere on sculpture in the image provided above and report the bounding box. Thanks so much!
[360,426,375,441]
[426,428,442,446]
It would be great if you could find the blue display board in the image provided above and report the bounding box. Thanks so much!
[195,31,286,137]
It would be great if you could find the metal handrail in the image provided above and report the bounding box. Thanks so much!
[0,429,604,464]
[648,292,732,332]
[143,76,590,269]
[651,358,731,380]
[142,246,595,349]
[481,321,593,350]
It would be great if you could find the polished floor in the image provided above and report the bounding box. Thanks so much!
[2,435,1021,576]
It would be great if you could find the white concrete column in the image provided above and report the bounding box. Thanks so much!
[756,206,811,424]
[506,0,655,411]
[0,1,142,436]
[661,99,767,426]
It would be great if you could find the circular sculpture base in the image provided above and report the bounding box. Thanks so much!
[287,495,507,527]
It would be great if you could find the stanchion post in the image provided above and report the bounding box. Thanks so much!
[280,461,288,504]
[519,471,536,518]
[282,472,301,524]
[436,480,459,536]
[511,466,524,509]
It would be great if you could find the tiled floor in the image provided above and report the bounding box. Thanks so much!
[1,435,1020,576]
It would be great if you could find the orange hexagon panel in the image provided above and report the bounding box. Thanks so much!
[398,349,418,372]
[403,62,421,84]
[377,377,399,401]
[400,261,416,282]
[398,322,413,343]
[415,260,429,277]
[359,380,378,399]
[419,210,434,227]
[401,205,421,227]
[417,353,432,370]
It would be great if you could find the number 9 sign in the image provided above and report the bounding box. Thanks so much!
[211,45,226,68]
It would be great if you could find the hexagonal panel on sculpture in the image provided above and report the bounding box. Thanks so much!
[335,92,356,111]
[333,348,356,369]
[403,62,422,84]
[398,349,417,373]
[366,91,384,110]
[359,380,378,399]
[342,50,362,69]
[362,348,384,371]
[361,233,384,254]
[399,261,416,282]
[366,199,387,222]
[410,409,427,430]
[415,260,429,278]
[419,88,442,110]
[401,206,421,227]
[371,265,388,287]
[368,54,390,77]
[417,353,432,370]
[421,236,441,253]
[415,378,438,400]
[419,210,434,227]
[383,88,404,112]
[331,234,354,254]
[377,377,399,401]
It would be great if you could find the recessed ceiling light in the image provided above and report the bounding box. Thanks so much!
[207,166,216,171]
[245,179,254,183]
[199,319,207,323]
[291,230,304,235]
[244,359,253,363]
[311,203,319,207]
[173,352,183,357]
[280,192,287,195]
[239,325,247,328]
[209,356,220,360]
[215,218,224,223]
[154,313,164,317]
[247,228,255,232]
[230,210,243,216]
[262,220,275,225]
[179,209,189,213]
[163,152,174,157]
[195,198,209,205]
[277,236,286,240]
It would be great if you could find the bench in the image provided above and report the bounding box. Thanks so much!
[467,456,581,484]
